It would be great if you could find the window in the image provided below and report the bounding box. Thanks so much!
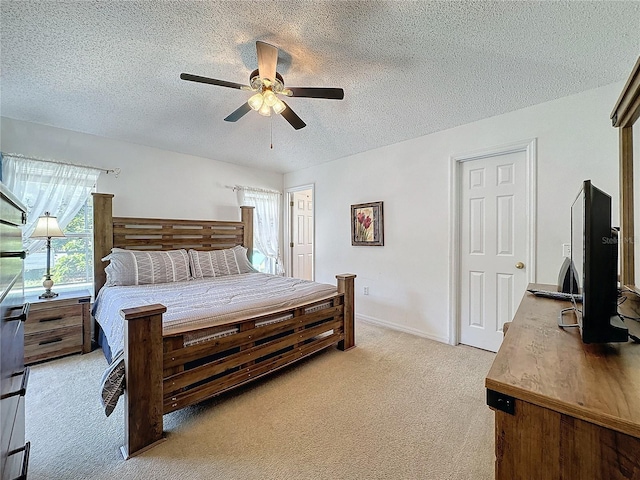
[24,197,94,292]
[2,155,101,293]
[236,186,283,275]
[251,249,270,274]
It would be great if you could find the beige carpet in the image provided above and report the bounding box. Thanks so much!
[26,322,495,480]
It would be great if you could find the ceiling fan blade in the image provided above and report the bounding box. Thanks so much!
[280,101,306,130]
[256,41,278,84]
[224,103,252,122]
[286,87,345,100]
[180,73,249,90]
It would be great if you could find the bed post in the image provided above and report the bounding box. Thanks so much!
[92,193,114,299]
[336,274,356,350]
[120,304,167,459]
[241,205,254,263]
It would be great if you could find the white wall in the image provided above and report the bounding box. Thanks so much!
[0,118,283,220]
[285,82,624,343]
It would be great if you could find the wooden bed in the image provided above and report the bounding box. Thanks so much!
[92,193,356,459]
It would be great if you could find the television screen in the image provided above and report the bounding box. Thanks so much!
[569,180,627,344]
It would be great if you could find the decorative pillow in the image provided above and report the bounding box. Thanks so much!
[189,245,256,279]
[102,248,191,286]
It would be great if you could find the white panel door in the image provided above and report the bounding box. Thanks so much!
[460,151,528,352]
[291,189,313,280]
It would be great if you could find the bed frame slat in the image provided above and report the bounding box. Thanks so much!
[112,237,243,248]
[113,217,244,227]
[113,226,243,235]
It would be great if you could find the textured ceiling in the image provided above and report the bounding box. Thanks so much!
[1,1,639,174]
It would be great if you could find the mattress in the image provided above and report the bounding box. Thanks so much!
[92,272,338,361]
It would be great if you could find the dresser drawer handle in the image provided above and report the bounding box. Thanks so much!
[4,303,30,322]
[0,367,30,400]
[39,337,63,346]
[7,441,30,480]
[38,316,63,323]
[0,250,27,259]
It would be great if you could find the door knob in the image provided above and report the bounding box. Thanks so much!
[515,262,525,269]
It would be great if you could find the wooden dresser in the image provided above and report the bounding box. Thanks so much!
[0,182,30,480]
[486,284,640,480]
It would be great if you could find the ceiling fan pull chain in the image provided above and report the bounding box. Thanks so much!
[270,116,274,149]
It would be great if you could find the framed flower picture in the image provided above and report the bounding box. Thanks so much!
[351,201,384,246]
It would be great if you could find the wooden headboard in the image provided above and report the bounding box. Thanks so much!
[92,193,254,297]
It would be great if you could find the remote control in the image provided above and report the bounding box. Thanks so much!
[527,289,583,303]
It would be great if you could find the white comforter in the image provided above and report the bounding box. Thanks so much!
[93,272,338,359]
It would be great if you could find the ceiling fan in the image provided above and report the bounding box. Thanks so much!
[180,41,344,130]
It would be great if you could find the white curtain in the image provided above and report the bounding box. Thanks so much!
[236,186,283,275]
[2,155,101,254]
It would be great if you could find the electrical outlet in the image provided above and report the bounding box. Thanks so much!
[562,243,571,258]
[363,286,369,295]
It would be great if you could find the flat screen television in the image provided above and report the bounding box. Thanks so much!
[567,180,627,343]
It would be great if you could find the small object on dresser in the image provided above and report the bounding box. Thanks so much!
[527,288,583,303]
[557,256,578,293]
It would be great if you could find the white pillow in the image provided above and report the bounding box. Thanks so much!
[102,248,191,286]
[188,246,256,279]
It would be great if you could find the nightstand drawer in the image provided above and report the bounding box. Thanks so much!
[25,304,83,335]
[24,325,83,363]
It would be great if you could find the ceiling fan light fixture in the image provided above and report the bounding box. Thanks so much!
[248,93,264,111]
[258,102,271,117]
[263,89,277,107]
[181,41,343,130]
[272,99,286,115]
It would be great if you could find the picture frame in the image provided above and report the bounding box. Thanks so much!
[351,201,384,246]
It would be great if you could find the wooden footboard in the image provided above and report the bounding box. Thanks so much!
[120,275,355,459]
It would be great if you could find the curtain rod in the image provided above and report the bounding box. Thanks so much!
[231,185,281,195]
[1,152,120,177]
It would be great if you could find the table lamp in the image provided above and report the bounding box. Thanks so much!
[30,212,65,299]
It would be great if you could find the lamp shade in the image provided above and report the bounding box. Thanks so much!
[30,212,65,238]
[263,90,277,107]
[272,99,286,115]
[258,102,271,117]
[248,93,264,111]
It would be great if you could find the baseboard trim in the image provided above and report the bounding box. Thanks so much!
[356,314,449,344]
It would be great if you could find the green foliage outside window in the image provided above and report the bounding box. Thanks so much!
[25,201,93,289]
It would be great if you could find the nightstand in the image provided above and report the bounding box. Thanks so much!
[24,289,92,365]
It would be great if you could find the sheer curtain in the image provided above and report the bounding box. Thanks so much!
[2,155,101,254]
[236,186,283,275]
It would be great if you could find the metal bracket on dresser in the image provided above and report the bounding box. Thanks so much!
[7,441,30,480]
[0,251,27,259]
[0,368,30,400]
[486,389,515,415]
[4,303,30,323]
